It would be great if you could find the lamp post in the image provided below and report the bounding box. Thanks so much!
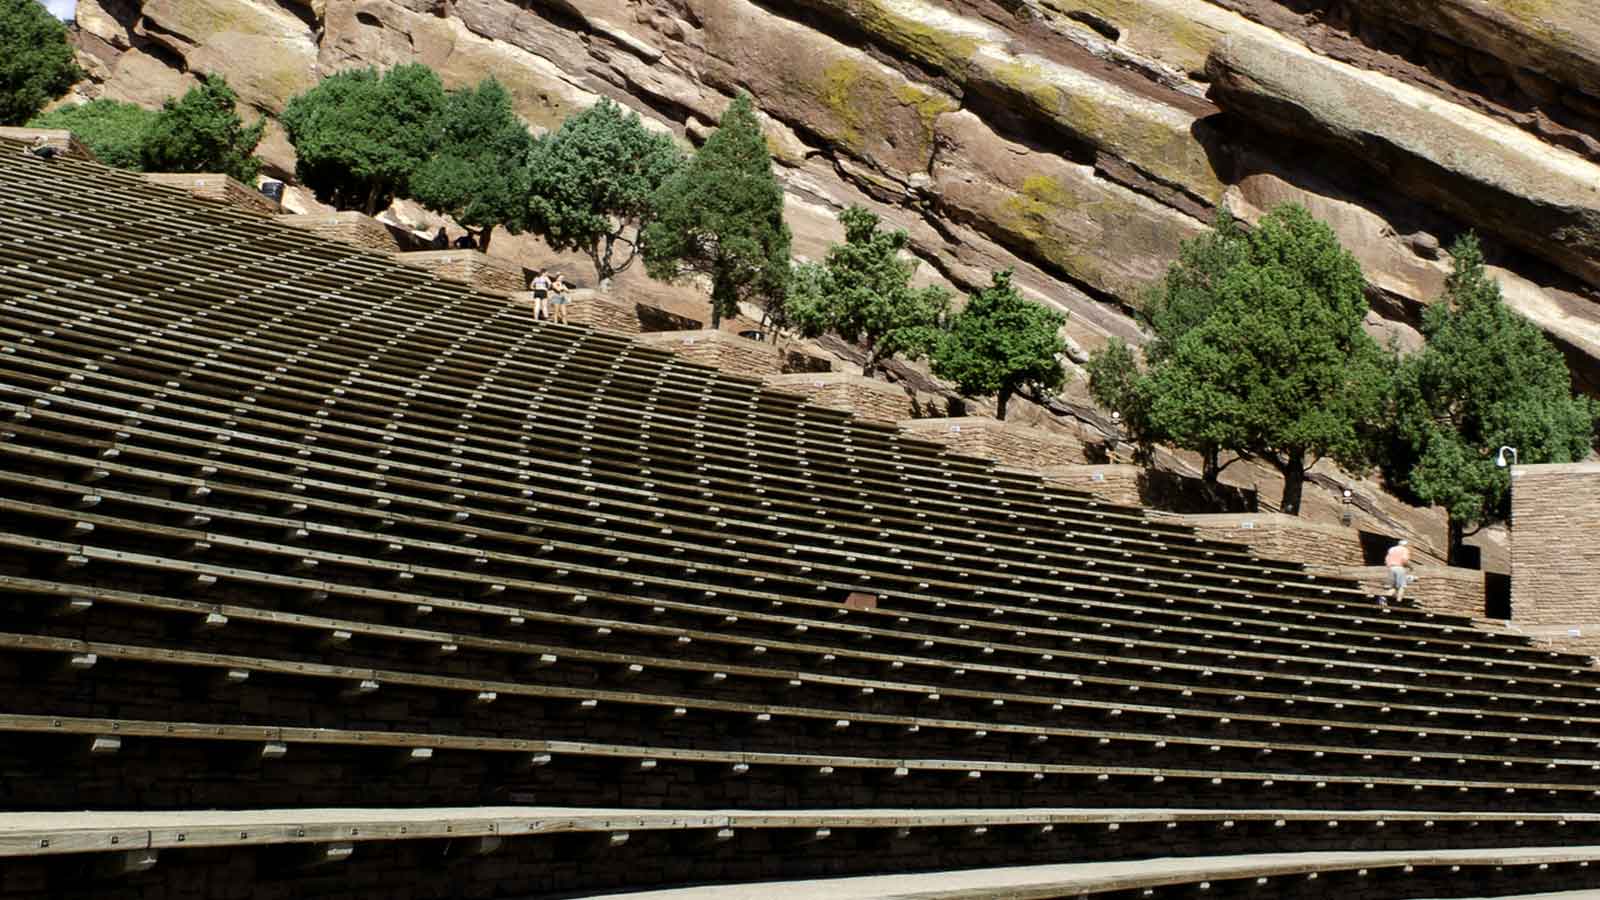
[1496,446,1519,469]
[1107,411,1122,458]
[1340,489,1353,527]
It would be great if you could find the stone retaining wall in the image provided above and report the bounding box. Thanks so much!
[143,173,279,216]
[398,250,527,296]
[276,211,404,254]
[765,373,911,424]
[1313,564,1488,619]
[1040,464,1145,507]
[637,330,783,377]
[1170,513,1367,567]
[1510,462,1600,625]
[565,290,645,333]
[897,417,1088,469]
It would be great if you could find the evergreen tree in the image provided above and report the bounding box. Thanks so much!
[140,75,265,184]
[931,270,1067,420]
[642,94,790,327]
[409,78,532,251]
[522,98,683,287]
[1391,233,1599,559]
[29,98,156,169]
[1134,203,1391,515]
[1087,210,1250,481]
[787,206,950,375]
[282,64,445,214]
[0,0,81,126]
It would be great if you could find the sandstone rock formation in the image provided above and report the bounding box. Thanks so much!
[56,0,1600,554]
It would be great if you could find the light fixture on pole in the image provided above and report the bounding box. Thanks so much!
[1495,446,1519,469]
[1340,489,1353,527]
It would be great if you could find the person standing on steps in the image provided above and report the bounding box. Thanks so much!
[529,269,551,321]
[1383,539,1413,607]
[550,272,571,325]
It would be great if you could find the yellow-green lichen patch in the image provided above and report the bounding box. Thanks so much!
[1038,0,1216,73]
[893,82,959,144]
[841,0,983,78]
[818,59,869,148]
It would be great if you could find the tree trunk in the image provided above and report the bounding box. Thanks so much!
[1201,448,1221,484]
[476,228,492,253]
[996,385,1013,421]
[364,182,381,217]
[1447,519,1466,566]
[1278,454,1306,516]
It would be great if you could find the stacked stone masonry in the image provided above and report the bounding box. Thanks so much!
[765,373,911,424]
[275,212,405,255]
[637,330,785,377]
[1040,464,1145,507]
[898,418,1089,470]
[566,289,645,334]
[1314,565,1489,620]
[398,250,528,296]
[1511,463,1600,625]
[1164,513,1370,568]
[141,173,280,217]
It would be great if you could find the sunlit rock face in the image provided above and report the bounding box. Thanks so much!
[65,0,1600,395]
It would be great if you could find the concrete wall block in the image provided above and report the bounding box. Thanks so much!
[897,418,1088,470]
[276,212,403,254]
[1510,462,1600,625]
[639,331,783,377]
[398,251,527,296]
[1173,513,1367,567]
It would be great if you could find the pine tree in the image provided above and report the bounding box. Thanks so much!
[522,98,683,286]
[139,75,265,184]
[409,78,532,251]
[786,206,950,375]
[642,94,790,327]
[931,270,1067,420]
[1126,204,1391,514]
[1392,233,1599,559]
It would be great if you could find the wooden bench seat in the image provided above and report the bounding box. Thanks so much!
[0,365,1516,666]
[539,846,1600,900]
[0,441,1580,730]
[0,404,1572,700]
[0,432,1587,723]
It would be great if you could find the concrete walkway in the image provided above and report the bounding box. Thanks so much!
[559,847,1600,900]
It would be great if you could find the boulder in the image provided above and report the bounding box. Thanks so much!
[1207,34,1600,292]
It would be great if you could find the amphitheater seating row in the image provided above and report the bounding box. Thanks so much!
[4,135,1600,898]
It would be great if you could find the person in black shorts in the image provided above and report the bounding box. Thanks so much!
[529,269,550,320]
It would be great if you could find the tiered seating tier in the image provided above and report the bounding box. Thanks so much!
[4,138,1600,898]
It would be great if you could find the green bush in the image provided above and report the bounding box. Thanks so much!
[282,64,445,213]
[931,270,1066,420]
[140,75,265,184]
[29,98,157,169]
